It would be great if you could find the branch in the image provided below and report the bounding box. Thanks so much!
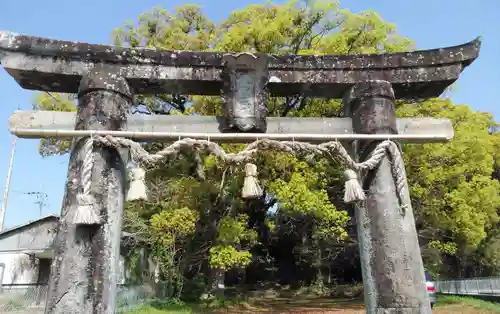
[289,14,323,54]
[346,24,367,55]
[154,94,188,114]
[280,94,305,117]
[306,20,344,49]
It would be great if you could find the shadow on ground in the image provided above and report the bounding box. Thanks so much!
[220,297,364,313]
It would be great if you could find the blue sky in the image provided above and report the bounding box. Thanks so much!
[0,0,498,229]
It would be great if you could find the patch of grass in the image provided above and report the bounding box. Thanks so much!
[123,296,248,314]
[124,303,197,314]
[204,295,247,309]
[437,295,500,312]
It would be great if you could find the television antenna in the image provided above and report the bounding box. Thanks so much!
[24,191,48,217]
[11,190,49,217]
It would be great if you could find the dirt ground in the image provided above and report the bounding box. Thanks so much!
[218,297,500,314]
[228,297,364,313]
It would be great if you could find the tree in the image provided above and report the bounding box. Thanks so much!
[32,92,76,156]
[398,99,500,278]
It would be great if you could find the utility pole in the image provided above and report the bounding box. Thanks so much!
[0,135,17,232]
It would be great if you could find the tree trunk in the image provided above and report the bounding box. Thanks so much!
[210,268,225,297]
[315,238,323,286]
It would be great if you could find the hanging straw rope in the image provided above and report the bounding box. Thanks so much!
[127,167,148,201]
[72,136,101,225]
[71,135,408,225]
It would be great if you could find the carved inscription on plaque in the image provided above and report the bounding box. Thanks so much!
[234,72,255,119]
[230,71,257,131]
[221,52,269,132]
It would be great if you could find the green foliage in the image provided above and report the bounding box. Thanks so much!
[207,214,258,271]
[264,218,276,232]
[398,99,500,275]
[123,248,147,285]
[478,237,500,271]
[446,177,500,246]
[32,92,76,156]
[113,5,216,51]
[428,240,458,255]
[180,274,208,302]
[124,302,197,314]
[150,208,198,247]
[217,214,258,246]
[269,170,349,240]
[209,245,253,271]
[437,295,500,312]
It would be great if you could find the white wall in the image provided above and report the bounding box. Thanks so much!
[0,253,134,286]
[0,253,39,286]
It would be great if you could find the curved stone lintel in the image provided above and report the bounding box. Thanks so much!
[0,31,481,70]
[0,30,481,99]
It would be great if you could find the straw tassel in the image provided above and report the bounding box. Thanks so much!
[241,163,263,199]
[71,137,102,225]
[343,169,365,204]
[127,166,148,201]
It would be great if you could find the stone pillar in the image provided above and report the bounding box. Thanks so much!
[45,68,132,314]
[343,80,431,314]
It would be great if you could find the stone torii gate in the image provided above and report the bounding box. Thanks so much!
[0,30,480,314]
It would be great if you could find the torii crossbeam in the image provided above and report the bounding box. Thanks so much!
[0,31,479,99]
[0,30,480,314]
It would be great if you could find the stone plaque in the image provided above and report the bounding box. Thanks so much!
[221,53,269,132]
[234,72,256,130]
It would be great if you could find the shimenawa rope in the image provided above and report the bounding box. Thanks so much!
[72,138,101,225]
[72,135,408,225]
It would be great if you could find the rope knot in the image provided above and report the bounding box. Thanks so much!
[241,163,263,199]
[245,163,258,177]
[343,169,365,204]
[344,169,358,181]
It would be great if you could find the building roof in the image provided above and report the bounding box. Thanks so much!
[0,214,146,243]
[0,213,59,239]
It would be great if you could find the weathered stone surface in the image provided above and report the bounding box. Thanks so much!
[221,53,269,132]
[45,69,131,314]
[0,30,480,98]
[344,81,431,314]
